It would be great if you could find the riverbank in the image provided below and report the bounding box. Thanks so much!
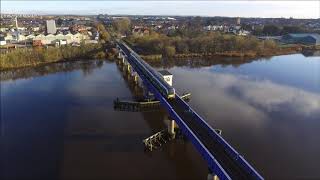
[139,45,301,61]
[0,44,117,71]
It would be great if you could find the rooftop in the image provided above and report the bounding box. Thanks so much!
[158,70,172,76]
[287,33,320,40]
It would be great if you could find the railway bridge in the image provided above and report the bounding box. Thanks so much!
[116,41,263,180]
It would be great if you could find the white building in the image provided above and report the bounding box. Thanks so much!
[0,37,6,46]
[204,25,224,31]
[158,70,173,86]
[46,20,57,34]
[33,33,89,45]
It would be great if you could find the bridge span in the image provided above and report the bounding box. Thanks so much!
[117,41,263,180]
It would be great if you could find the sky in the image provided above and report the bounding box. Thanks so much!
[1,1,319,19]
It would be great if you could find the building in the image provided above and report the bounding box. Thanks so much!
[204,25,224,31]
[236,17,241,25]
[32,33,89,46]
[15,16,19,29]
[33,40,42,46]
[0,36,6,46]
[132,27,150,36]
[158,70,173,86]
[282,33,320,45]
[46,20,57,34]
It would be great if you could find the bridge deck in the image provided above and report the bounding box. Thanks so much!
[169,99,252,179]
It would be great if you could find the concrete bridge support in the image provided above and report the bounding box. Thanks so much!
[143,86,154,100]
[167,118,178,139]
[137,76,143,87]
[133,73,138,83]
[127,64,131,72]
[207,161,219,180]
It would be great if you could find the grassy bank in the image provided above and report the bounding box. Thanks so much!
[125,31,305,60]
[0,43,117,71]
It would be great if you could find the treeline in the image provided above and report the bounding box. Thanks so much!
[252,25,316,36]
[125,31,292,58]
[0,43,108,70]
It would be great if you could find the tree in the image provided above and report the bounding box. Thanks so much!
[96,23,110,42]
[175,40,189,53]
[96,23,106,32]
[282,26,306,34]
[100,31,111,42]
[264,39,277,49]
[262,25,281,36]
[57,18,63,26]
[163,46,176,57]
[113,18,131,35]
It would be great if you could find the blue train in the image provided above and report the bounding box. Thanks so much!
[118,42,175,99]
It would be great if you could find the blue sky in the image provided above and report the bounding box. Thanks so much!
[1,1,319,18]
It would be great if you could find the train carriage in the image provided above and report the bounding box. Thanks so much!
[119,42,175,99]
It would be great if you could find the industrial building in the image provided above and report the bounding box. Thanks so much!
[282,33,320,45]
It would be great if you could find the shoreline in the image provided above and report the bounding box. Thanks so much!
[0,44,117,71]
[140,48,301,61]
[0,45,312,71]
[0,58,106,72]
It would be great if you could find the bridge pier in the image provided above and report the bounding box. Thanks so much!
[126,63,131,73]
[167,118,178,139]
[143,86,154,100]
[137,76,143,87]
[133,73,138,83]
[207,168,219,180]
[207,174,219,180]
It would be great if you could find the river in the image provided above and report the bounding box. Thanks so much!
[1,54,319,179]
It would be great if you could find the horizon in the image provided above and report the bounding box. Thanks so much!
[1,1,319,19]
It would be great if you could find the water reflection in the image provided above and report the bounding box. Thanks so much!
[302,50,320,57]
[150,56,272,69]
[164,56,320,179]
[0,60,104,81]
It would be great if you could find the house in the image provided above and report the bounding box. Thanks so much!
[33,40,42,46]
[0,36,6,46]
[282,33,320,45]
[26,34,36,41]
[4,33,14,42]
[54,39,67,47]
[17,34,26,42]
[132,27,150,36]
